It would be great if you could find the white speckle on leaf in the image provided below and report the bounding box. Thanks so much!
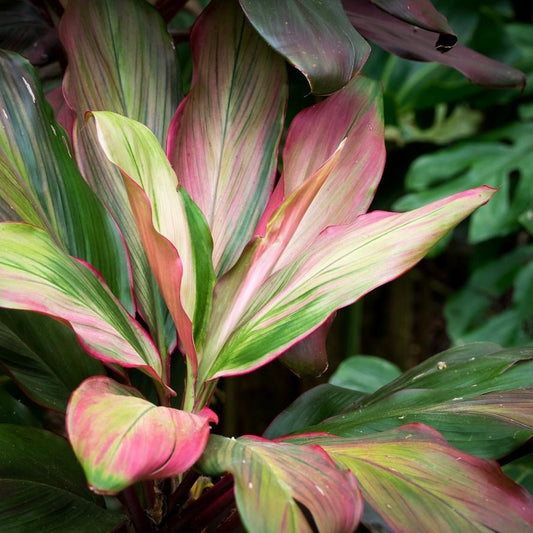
[248,482,253,489]
[50,124,57,136]
[1,108,8,120]
[452,397,463,401]
[398,416,405,420]
[437,361,447,370]
[22,77,36,103]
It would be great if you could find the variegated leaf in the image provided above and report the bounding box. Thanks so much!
[90,111,216,374]
[66,376,217,495]
[201,187,494,381]
[289,424,533,532]
[239,0,369,94]
[168,0,287,276]
[0,223,163,382]
[197,434,362,533]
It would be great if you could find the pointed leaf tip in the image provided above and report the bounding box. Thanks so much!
[67,376,217,495]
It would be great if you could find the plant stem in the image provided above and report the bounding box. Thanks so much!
[118,485,153,532]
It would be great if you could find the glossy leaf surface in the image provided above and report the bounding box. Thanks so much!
[67,377,217,494]
[344,0,526,88]
[198,434,362,533]
[0,425,125,531]
[289,424,533,532]
[239,0,370,94]
[60,0,179,350]
[0,50,131,307]
[201,187,493,381]
[305,343,533,458]
[168,0,287,275]
[91,111,216,372]
[0,223,163,382]
[0,309,104,412]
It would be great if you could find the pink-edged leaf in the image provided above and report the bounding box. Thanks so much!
[168,0,287,276]
[201,187,494,381]
[343,0,526,89]
[45,86,76,139]
[197,434,362,532]
[0,223,164,383]
[289,424,533,532]
[67,376,217,495]
[60,0,179,351]
[279,313,335,377]
[90,111,216,373]
[276,74,385,268]
[239,0,370,94]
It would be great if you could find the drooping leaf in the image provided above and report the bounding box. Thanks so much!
[90,111,216,373]
[197,434,362,533]
[0,425,126,531]
[264,384,365,440]
[0,223,164,383]
[0,50,132,308]
[343,0,526,89]
[66,376,217,495]
[329,355,402,393]
[201,187,494,381]
[0,309,104,412]
[288,424,533,532]
[239,0,370,94]
[168,0,287,276]
[60,0,180,352]
[303,343,533,458]
[394,121,533,244]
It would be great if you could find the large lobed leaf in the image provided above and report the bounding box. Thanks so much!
[288,424,533,532]
[200,187,494,381]
[0,425,125,531]
[0,223,164,383]
[67,376,217,495]
[197,434,362,533]
[239,0,370,94]
[168,0,287,276]
[60,0,180,352]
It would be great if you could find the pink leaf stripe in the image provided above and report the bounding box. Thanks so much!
[67,376,217,495]
[290,424,533,532]
[168,0,287,276]
[0,223,163,382]
[197,434,362,532]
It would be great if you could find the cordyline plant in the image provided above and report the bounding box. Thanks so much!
[1,0,533,531]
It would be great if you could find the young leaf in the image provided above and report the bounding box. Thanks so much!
[0,223,164,382]
[60,0,180,351]
[0,309,104,412]
[197,434,362,533]
[239,0,370,94]
[289,425,533,532]
[66,377,217,495]
[90,111,216,372]
[201,187,494,381]
[305,344,533,458]
[0,425,126,532]
[0,50,132,309]
[168,0,287,276]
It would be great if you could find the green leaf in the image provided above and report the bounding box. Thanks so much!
[394,121,533,243]
[329,355,402,393]
[0,50,132,309]
[60,0,180,352]
[197,434,362,533]
[306,343,533,458]
[0,384,40,427]
[239,0,370,94]
[289,424,533,532]
[0,223,164,383]
[0,309,104,412]
[0,425,125,532]
[67,377,217,495]
[168,0,287,276]
[90,111,216,372]
[201,187,493,381]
